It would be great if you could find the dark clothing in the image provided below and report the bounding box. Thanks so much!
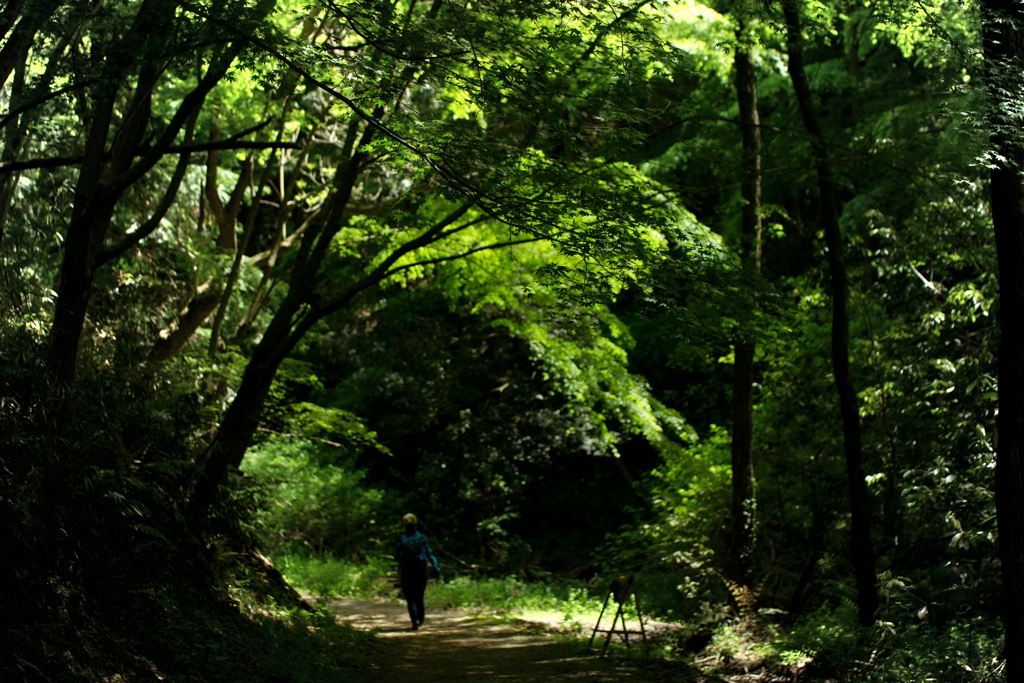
[400,560,428,627]
[395,526,439,629]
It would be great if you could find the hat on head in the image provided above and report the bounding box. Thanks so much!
[403,513,417,525]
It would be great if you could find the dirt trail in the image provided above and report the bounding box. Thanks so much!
[327,598,720,683]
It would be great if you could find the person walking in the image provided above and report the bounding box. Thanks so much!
[395,513,440,630]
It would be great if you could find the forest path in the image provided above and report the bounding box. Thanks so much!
[326,598,722,683]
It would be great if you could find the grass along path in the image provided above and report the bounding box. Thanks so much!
[324,597,722,683]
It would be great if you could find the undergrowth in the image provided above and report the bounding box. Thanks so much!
[427,575,604,618]
[277,554,395,599]
[686,600,1004,683]
[0,363,381,683]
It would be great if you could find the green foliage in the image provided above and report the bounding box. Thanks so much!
[702,617,785,671]
[278,554,395,599]
[765,598,1004,682]
[296,279,690,572]
[425,575,602,617]
[773,595,868,672]
[495,302,696,458]
[595,426,730,619]
[864,618,1004,683]
[243,437,386,557]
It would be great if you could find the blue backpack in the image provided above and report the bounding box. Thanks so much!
[398,532,428,567]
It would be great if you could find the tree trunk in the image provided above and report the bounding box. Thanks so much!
[782,0,878,627]
[185,166,488,521]
[730,341,756,586]
[187,146,370,520]
[188,341,284,516]
[46,1,269,383]
[48,74,123,383]
[981,0,1024,676]
[150,291,222,362]
[204,123,253,254]
[728,41,761,589]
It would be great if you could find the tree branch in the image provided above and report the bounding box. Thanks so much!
[94,112,201,268]
[0,78,98,130]
[564,0,658,80]
[175,0,489,201]
[381,237,542,279]
[256,426,346,449]
[0,141,299,175]
[277,198,482,354]
[149,290,222,361]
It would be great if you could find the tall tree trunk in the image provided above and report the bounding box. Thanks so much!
[981,0,1024,676]
[782,0,877,627]
[729,38,761,589]
[48,72,123,384]
[189,337,284,515]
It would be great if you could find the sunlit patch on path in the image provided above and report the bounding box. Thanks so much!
[325,598,722,683]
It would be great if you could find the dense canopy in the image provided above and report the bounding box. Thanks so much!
[2,0,1023,680]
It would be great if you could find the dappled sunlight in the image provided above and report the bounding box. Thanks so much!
[324,598,684,682]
